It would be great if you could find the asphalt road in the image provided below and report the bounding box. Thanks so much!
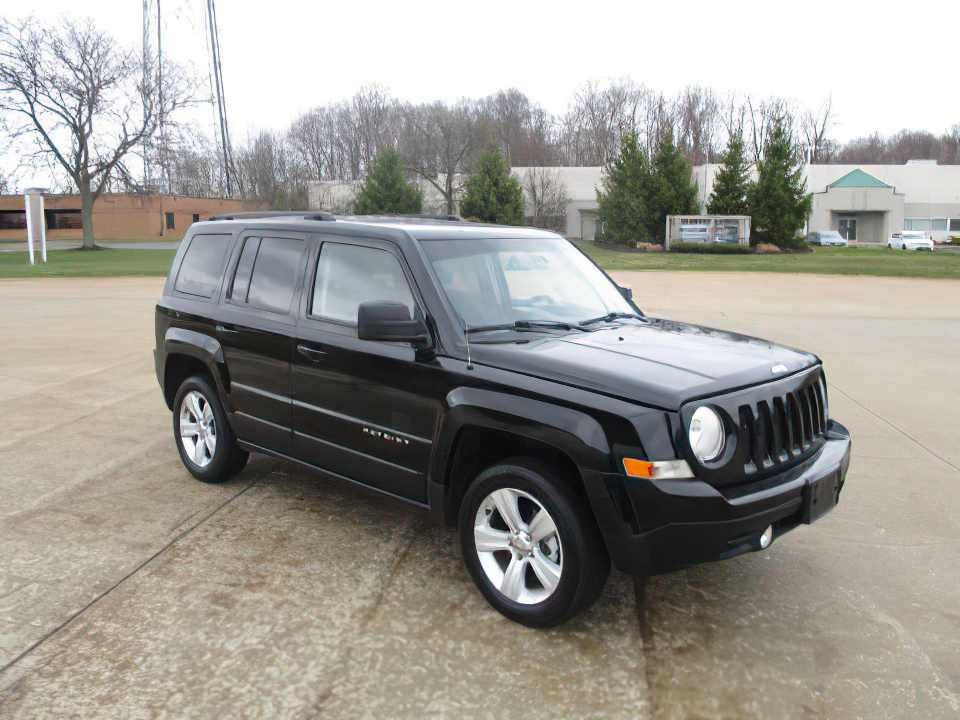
[0,273,957,719]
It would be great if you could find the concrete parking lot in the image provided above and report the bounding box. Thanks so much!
[0,272,958,719]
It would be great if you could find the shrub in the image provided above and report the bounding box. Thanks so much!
[669,242,753,254]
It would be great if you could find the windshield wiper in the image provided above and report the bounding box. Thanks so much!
[465,320,584,334]
[579,311,645,326]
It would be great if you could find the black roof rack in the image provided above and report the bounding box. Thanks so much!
[344,213,465,222]
[208,210,335,221]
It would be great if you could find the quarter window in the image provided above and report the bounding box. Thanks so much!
[311,243,415,324]
[174,234,232,298]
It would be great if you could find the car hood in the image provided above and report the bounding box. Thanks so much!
[470,318,819,410]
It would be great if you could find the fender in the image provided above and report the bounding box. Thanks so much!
[161,327,229,408]
[428,386,613,521]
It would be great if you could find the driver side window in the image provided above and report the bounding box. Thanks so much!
[311,242,415,325]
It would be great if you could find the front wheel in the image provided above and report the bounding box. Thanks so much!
[459,458,610,627]
[173,375,248,483]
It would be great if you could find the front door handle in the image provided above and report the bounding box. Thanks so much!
[216,324,239,334]
[297,344,327,362]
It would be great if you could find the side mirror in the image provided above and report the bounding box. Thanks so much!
[358,301,429,345]
[618,285,633,302]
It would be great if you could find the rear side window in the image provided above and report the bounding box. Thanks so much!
[229,236,304,314]
[311,243,415,324]
[174,234,232,298]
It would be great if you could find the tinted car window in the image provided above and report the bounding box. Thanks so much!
[312,243,415,324]
[228,236,261,302]
[174,234,232,298]
[245,237,304,314]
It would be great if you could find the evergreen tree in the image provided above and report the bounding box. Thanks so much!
[460,149,524,224]
[748,120,812,248]
[707,131,752,215]
[596,132,652,244]
[353,148,423,215]
[646,129,699,242]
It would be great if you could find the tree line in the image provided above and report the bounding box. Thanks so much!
[175,83,959,211]
[597,115,810,249]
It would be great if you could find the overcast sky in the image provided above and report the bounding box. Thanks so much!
[8,0,959,184]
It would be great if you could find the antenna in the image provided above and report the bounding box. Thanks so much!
[464,322,474,371]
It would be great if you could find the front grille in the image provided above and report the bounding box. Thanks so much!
[739,372,827,477]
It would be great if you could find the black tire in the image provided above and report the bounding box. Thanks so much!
[458,458,610,628]
[172,375,246,484]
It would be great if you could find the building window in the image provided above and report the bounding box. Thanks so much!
[45,209,82,229]
[904,218,931,232]
[192,213,200,223]
[931,218,947,232]
[950,219,960,232]
[165,212,175,230]
[0,211,27,230]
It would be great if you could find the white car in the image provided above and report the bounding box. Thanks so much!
[807,230,848,246]
[888,231,934,251]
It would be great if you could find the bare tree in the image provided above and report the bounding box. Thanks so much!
[800,96,834,163]
[0,17,192,248]
[745,96,794,164]
[400,101,477,215]
[167,131,226,198]
[675,86,721,164]
[522,167,569,231]
[477,89,556,166]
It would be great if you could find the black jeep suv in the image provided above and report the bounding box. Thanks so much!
[155,213,851,627]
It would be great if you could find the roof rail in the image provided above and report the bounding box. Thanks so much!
[208,210,335,221]
[348,213,465,222]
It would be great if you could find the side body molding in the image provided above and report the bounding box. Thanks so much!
[428,386,612,521]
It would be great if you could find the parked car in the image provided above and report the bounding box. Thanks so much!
[888,231,934,251]
[155,213,851,627]
[807,230,848,247]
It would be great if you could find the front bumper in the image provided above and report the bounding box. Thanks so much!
[585,420,852,576]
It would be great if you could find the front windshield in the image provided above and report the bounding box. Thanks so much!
[420,236,635,328]
[823,231,842,239]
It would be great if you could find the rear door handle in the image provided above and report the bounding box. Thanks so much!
[297,344,327,362]
[216,324,239,334]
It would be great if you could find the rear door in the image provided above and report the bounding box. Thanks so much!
[291,236,440,503]
[218,232,308,455]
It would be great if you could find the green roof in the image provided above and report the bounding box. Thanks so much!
[828,169,891,189]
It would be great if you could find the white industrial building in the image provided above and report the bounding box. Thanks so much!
[309,160,960,244]
[512,161,960,244]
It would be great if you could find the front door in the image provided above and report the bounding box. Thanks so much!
[838,217,857,241]
[291,237,439,503]
[218,233,308,455]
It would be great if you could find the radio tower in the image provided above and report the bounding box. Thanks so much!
[141,0,153,189]
[206,0,234,196]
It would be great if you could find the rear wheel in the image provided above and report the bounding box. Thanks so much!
[459,458,609,627]
[173,375,247,483]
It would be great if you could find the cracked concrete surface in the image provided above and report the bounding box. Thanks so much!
[0,273,958,718]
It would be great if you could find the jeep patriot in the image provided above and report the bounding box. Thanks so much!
[155,212,851,627]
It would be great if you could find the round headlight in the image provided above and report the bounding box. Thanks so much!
[689,406,725,463]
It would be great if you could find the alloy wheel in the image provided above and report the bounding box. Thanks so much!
[473,487,563,605]
[179,390,217,468]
